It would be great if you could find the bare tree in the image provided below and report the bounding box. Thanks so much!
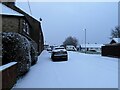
[63,36,78,47]
[111,26,120,38]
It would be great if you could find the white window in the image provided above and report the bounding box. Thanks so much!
[22,20,30,35]
[26,23,29,35]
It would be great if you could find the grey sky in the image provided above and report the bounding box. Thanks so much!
[16,2,118,45]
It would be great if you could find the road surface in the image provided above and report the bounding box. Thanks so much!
[14,50,118,88]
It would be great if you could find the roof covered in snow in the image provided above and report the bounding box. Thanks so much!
[111,38,120,43]
[0,3,23,16]
[80,44,104,48]
[2,0,16,2]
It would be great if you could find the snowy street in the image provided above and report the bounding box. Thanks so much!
[14,50,118,88]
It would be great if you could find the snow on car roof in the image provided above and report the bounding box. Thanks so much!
[66,45,75,47]
[52,46,64,49]
[52,47,66,52]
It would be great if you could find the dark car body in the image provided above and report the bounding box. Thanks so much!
[51,47,68,61]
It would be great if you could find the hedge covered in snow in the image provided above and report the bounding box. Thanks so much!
[2,32,31,76]
[30,41,38,65]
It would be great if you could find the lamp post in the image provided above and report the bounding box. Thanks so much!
[84,29,86,53]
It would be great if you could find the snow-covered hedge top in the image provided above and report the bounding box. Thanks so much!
[0,62,17,71]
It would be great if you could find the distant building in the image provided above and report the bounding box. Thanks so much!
[102,38,120,58]
[110,38,120,44]
[80,44,104,52]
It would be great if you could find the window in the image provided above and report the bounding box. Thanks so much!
[26,23,29,34]
[22,20,30,35]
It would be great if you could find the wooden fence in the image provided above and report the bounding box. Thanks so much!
[102,44,120,58]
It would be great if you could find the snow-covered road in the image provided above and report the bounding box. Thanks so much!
[14,50,118,88]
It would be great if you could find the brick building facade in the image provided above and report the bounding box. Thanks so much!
[1,2,44,54]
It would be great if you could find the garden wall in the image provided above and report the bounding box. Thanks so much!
[0,62,17,89]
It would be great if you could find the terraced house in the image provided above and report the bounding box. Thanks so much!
[0,2,44,89]
[1,2,44,53]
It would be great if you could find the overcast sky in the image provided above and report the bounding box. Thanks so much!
[16,2,118,45]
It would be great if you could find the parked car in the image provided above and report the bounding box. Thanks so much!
[47,47,52,53]
[51,47,68,61]
[66,45,77,51]
[89,49,97,52]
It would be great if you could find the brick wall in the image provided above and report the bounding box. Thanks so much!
[2,15,20,33]
[2,3,44,54]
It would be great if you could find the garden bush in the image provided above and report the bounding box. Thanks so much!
[2,32,31,76]
[30,41,38,65]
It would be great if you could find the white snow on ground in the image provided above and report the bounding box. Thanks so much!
[14,50,118,88]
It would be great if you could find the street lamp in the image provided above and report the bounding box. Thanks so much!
[84,29,86,53]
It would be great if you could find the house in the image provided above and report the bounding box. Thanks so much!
[102,38,120,58]
[0,2,44,89]
[80,44,104,52]
[1,2,44,54]
[110,38,120,44]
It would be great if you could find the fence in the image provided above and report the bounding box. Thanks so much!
[101,44,120,58]
[0,62,17,89]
